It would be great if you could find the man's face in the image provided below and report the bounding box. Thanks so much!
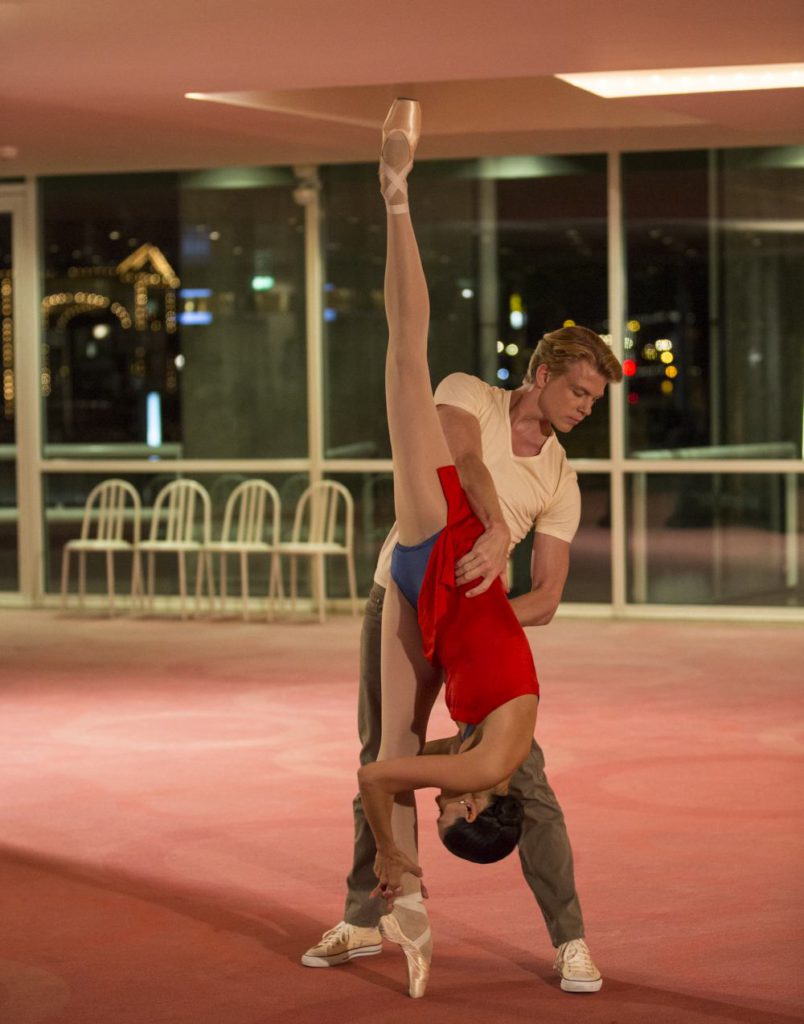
[536,360,607,433]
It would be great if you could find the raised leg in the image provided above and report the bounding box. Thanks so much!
[381,102,452,547]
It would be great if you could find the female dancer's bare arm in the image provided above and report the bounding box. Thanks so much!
[359,694,537,893]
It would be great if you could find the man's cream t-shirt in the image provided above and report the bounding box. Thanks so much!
[373,373,581,587]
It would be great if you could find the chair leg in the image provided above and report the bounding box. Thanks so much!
[346,552,359,616]
[220,553,228,615]
[205,553,216,613]
[147,552,156,614]
[131,551,142,613]
[273,553,285,600]
[193,550,204,617]
[240,551,249,622]
[315,553,326,624]
[178,551,187,619]
[60,547,70,611]
[106,550,116,617]
[78,551,86,610]
[266,553,278,622]
[290,556,298,614]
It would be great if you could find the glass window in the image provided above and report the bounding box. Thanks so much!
[322,155,609,459]
[626,472,803,606]
[622,148,804,459]
[41,168,307,458]
[0,211,18,590]
[1,211,13,447]
[509,473,611,603]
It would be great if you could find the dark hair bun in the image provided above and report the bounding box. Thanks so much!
[440,794,524,865]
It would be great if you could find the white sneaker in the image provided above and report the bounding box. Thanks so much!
[553,938,602,993]
[301,921,383,967]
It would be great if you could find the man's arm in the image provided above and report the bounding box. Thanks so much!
[509,530,570,627]
[437,404,510,596]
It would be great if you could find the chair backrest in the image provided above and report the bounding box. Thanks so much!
[80,479,142,544]
[148,479,212,543]
[291,480,354,547]
[220,480,281,545]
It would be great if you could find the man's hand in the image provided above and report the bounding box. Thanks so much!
[371,847,424,908]
[455,520,511,597]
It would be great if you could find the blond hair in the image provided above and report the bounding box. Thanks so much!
[524,326,623,385]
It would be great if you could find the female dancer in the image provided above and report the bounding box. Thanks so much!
[357,99,541,997]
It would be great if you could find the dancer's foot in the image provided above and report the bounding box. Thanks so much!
[553,938,603,993]
[300,921,383,967]
[380,98,421,215]
[379,891,432,998]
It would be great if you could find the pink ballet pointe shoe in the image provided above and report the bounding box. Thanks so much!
[380,98,421,215]
[379,892,431,998]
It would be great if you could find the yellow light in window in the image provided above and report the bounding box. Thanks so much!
[665,365,678,379]
[661,380,674,394]
[660,351,674,364]
[563,319,576,328]
[627,319,641,332]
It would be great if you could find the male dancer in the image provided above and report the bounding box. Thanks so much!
[302,103,622,995]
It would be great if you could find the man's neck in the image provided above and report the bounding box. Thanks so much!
[509,386,552,455]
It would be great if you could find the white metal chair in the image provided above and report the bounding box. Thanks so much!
[278,479,358,623]
[135,479,214,619]
[203,479,283,621]
[60,479,142,615]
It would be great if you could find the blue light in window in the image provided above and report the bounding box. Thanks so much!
[179,288,212,299]
[497,368,510,381]
[178,311,213,325]
[146,392,162,447]
[324,308,337,323]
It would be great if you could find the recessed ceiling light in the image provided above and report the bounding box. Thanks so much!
[555,63,804,98]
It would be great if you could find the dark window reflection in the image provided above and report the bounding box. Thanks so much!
[622,148,804,458]
[41,168,307,457]
[322,156,609,459]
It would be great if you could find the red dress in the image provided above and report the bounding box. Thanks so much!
[417,466,540,725]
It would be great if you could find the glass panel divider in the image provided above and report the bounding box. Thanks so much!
[607,149,627,613]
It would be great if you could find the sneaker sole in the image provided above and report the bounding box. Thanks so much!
[301,944,383,968]
[559,977,603,993]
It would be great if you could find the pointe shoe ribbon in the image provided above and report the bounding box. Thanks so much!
[380,98,421,215]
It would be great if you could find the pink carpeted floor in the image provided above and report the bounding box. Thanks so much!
[0,609,801,1024]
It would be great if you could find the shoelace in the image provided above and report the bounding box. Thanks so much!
[562,940,596,975]
[318,922,352,951]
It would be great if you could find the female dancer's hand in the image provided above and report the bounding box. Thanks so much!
[456,520,511,597]
[371,847,424,906]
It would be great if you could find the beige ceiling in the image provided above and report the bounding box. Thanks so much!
[2,0,804,176]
